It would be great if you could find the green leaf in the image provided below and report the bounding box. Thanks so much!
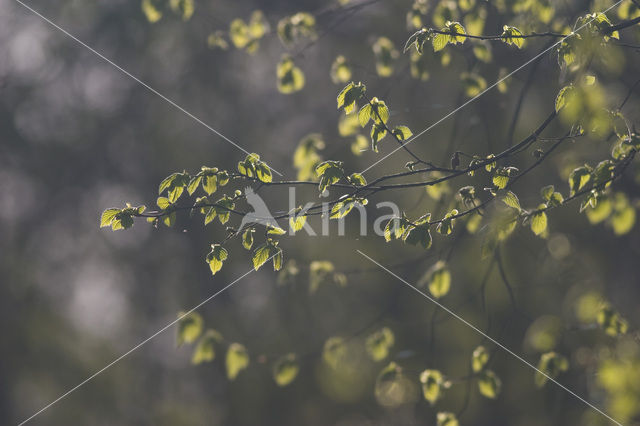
[422,261,451,298]
[370,98,390,124]
[392,125,413,141]
[501,191,521,210]
[337,82,353,110]
[267,225,287,235]
[177,311,203,346]
[169,0,194,21]
[432,33,449,52]
[420,369,444,405]
[191,329,223,365]
[289,213,307,232]
[347,173,367,187]
[226,343,249,380]
[404,28,431,53]
[242,228,254,250]
[252,242,283,271]
[404,224,432,249]
[555,85,575,113]
[309,261,341,293]
[591,160,615,188]
[568,166,592,196]
[315,161,344,192]
[611,202,636,235]
[366,327,395,361]
[437,412,459,426]
[277,55,305,94]
[358,103,372,127]
[446,21,467,43]
[337,81,366,113]
[323,337,347,369]
[100,208,120,228]
[501,25,524,48]
[585,196,612,224]
[460,72,487,97]
[472,346,489,373]
[255,161,273,183]
[205,244,228,275]
[273,353,299,386]
[253,244,271,270]
[493,174,509,190]
[159,172,190,202]
[597,305,628,336]
[478,370,502,399]
[535,352,569,387]
[436,209,459,235]
[383,217,406,242]
[540,185,554,201]
[141,0,162,23]
[202,174,218,195]
[531,210,548,236]
[370,123,387,152]
[163,211,176,228]
[157,196,171,210]
[372,37,398,77]
[330,197,365,219]
[187,175,202,195]
[330,55,352,84]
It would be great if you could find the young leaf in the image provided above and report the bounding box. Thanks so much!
[404,225,432,249]
[597,305,628,336]
[370,123,388,152]
[337,81,366,114]
[330,55,352,84]
[404,28,431,53]
[323,337,347,369]
[253,244,271,270]
[177,311,203,346]
[535,352,568,387]
[273,353,299,386]
[555,85,575,113]
[531,210,548,236]
[420,369,444,405]
[436,209,459,235]
[289,213,307,232]
[432,32,449,52]
[568,166,592,196]
[100,208,120,228]
[365,327,395,361]
[187,175,203,195]
[242,228,254,250]
[358,103,372,127]
[392,125,413,141]
[501,25,524,48]
[478,370,502,399]
[316,161,344,192]
[226,343,249,380]
[422,261,451,299]
[277,55,305,94]
[501,191,521,210]
[205,244,228,275]
[437,412,459,426]
[347,173,367,186]
[192,329,223,365]
[472,346,489,372]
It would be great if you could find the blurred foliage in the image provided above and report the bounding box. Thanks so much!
[3,0,640,425]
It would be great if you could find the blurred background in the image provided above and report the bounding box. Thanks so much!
[1,0,640,424]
